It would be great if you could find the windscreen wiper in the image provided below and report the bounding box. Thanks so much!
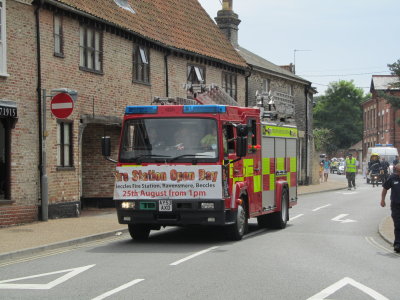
[170,154,211,162]
[133,154,171,163]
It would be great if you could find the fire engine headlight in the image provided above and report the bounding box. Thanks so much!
[201,202,214,209]
[121,201,135,209]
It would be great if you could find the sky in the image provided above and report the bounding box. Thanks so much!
[198,0,400,96]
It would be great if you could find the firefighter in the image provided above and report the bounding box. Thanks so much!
[368,153,382,187]
[200,127,217,150]
[345,153,357,190]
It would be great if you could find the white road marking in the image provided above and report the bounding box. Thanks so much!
[0,264,95,290]
[170,246,219,266]
[91,279,144,300]
[307,277,389,300]
[289,214,304,221]
[312,204,331,211]
[331,214,356,223]
[243,228,265,239]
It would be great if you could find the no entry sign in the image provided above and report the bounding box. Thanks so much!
[50,93,74,119]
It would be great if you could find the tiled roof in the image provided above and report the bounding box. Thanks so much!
[236,46,310,85]
[48,0,248,68]
[371,75,400,91]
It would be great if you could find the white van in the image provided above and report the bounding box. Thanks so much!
[366,145,399,182]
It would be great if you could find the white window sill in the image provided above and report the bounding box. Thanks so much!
[0,72,10,78]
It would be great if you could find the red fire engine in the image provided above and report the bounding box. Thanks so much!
[102,101,298,241]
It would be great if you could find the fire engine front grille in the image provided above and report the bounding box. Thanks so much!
[157,213,178,220]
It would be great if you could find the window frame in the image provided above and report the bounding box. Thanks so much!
[79,25,103,73]
[132,45,150,84]
[57,121,73,168]
[222,71,237,100]
[53,14,64,57]
[0,0,8,76]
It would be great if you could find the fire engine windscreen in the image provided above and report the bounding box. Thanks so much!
[119,118,219,163]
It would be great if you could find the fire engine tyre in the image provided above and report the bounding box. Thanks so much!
[269,188,289,229]
[258,188,289,229]
[128,224,151,241]
[227,202,248,241]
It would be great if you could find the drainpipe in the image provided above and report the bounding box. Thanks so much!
[35,0,47,221]
[164,51,171,97]
[245,66,252,107]
[304,85,310,185]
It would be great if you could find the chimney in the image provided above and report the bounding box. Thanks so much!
[215,0,241,48]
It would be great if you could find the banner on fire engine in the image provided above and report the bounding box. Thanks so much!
[114,165,222,200]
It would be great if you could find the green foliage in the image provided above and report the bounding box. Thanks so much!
[313,128,335,153]
[313,80,366,150]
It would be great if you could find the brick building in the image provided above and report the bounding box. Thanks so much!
[214,0,316,184]
[362,75,400,158]
[0,0,248,225]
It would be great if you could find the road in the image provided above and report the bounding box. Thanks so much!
[0,174,398,300]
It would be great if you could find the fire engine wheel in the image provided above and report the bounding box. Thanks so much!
[227,202,248,241]
[269,188,289,229]
[128,224,151,241]
[258,188,289,229]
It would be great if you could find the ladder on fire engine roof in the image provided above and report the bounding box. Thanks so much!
[153,84,238,106]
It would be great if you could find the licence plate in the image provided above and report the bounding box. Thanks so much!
[159,200,172,212]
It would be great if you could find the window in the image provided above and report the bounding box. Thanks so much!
[187,65,205,84]
[57,122,73,167]
[288,84,294,96]
[263,79,271,93]
[79,25,102,72]
[133,45,150,83]
[0,0,7,75]
[54,15,63,57]
[222,72,237,100]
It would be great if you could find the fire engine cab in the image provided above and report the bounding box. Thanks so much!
[102,100,298,241]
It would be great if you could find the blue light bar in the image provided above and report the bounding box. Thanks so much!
[183,105,226,114]
[387,144,393,146]
[375,144,382,146]
[125,106,158,114]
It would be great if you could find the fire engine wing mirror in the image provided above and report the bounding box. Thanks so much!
[236,124,248,137]
[236,137,247,157]
[101,136,117,163]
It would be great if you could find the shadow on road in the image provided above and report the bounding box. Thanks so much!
[87,222,274,254]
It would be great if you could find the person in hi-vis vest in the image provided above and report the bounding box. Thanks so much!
[345,153,357,190]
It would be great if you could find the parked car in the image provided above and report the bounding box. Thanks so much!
[337,162,345,175]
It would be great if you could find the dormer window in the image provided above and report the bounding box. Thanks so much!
[187,65,205,84]
[113,0,135,14]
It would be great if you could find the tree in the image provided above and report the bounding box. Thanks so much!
[313,128,335,153]
[379,59,400,112]
[313,80,367,151]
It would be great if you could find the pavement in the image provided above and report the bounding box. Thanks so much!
[0,177,395,261]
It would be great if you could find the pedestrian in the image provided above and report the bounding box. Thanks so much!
[362,159,367,179]
[393,155,399,167]
[323,159,330,182]
[345,153,357,190]
[381,157,390,183]
[380,163,400,253]
[368,153,382,187]
[319,161,324,183]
